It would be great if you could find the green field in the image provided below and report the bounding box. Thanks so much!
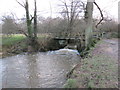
[1,34,52,46]
[1,34,26,46]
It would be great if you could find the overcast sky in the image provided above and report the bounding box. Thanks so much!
[0,0,119,21]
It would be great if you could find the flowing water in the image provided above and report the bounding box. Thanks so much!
[1,49,80,88]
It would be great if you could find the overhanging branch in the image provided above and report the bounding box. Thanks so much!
[10,13,28,37]
[14,22,28,37]
[94,2,104,28]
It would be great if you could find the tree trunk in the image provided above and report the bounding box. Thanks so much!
[84,0,94,48]
[25,0,33,39]
[16,0,39,52]
[25,0,39,52]
[34,0,37,39]
[118,1,120,38]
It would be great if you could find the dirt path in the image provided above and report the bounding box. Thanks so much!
[92,39,118,60]
[71,38,119,88]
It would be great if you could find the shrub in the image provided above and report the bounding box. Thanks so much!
[38,36,61,51]
[98,20,118,38]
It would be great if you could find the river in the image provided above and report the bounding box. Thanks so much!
[1,49,80,88]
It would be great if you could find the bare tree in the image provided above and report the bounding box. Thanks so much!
[60,0,85,38]
[84,0,104,48]
[16,0,39,52]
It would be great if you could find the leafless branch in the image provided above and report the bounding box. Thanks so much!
[81,1,86,12]
[10,12,19,20]
[60,0,70,22]
[74,1,85,22]
[16,0,25,8]
[94,2,104,28]
[30,15,34,22]
[10,13,28,37]
[74,10,82,20]
[14,22,28,37]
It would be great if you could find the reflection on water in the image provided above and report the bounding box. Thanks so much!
[2,49,80,88]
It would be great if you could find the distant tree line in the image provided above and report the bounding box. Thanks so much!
[1,15,118,37]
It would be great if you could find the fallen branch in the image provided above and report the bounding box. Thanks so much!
[66,62,81,78]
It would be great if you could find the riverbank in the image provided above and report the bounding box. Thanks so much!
[65,38,118,88]
[1,34,61,58]
[1,35,26,58]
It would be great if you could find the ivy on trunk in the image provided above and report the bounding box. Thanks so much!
[17,0,39,52]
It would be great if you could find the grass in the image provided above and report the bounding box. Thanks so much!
[1,34,26,46]
[71,39,118,88]
[76,55,118,88]
[0,34,26,58]
[1,34,53,53]
[0,34,49,58]
[1,34,51,46]
[1,33,57,58]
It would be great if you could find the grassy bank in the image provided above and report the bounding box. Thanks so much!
[1,34,26,58]
[65,39,118,88]
[1,34,61,58]
[1,34,52,46]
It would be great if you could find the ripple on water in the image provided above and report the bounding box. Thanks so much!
[2,49,80,88]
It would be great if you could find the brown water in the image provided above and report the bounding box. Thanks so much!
[1,49,80,88]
